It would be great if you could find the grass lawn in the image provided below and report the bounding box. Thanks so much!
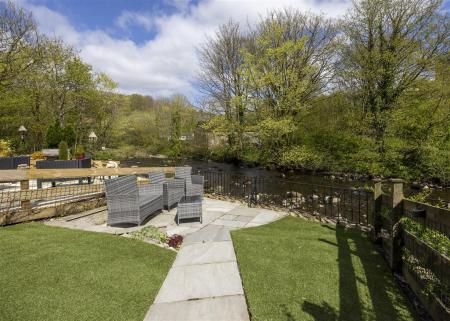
[0,223,175,321]
[232,217,418,321]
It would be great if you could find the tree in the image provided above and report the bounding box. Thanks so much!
[339,0,450,154]
[0,1,40,89]
[250,9,338,114]
[198,20,247,156]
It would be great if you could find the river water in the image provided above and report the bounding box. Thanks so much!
[122,157,450,202]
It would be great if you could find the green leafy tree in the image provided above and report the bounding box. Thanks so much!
[339,0,449,154]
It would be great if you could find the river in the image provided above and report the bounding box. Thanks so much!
[122,157,450,203]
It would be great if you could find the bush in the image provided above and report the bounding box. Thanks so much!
[93,150,116,160]
[208,145,235,162]
[74,144,85,159]
[279,145,324,171]
[129,226,168,243]
[31,151,45,160]
[58,141,69,160]
[0,139,14,157]
[401,217,449,256]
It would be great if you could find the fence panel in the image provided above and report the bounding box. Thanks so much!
[403,231,450,320]
[403,199,450,237]
[198,170,373,228]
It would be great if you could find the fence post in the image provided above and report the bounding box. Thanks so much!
[249,176,257,207]
[372,178,382,242]
[20,179,31,212]
[388,178,404,272]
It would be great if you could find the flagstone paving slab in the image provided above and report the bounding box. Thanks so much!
[173,241,235,267]
[228,206,261,217]
[183,224,232,244]
[154,261,243,303]
[144,295,250,321]
[234,215,254,223]
[250,211,281,224]
[211,218,247,228]
[147,213,175,228]
[220,214,238,220]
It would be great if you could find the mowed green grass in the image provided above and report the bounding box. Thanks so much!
[231,217,417,321]
[0,223,175,321]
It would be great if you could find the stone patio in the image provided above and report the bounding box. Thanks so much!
[45,197,287,321]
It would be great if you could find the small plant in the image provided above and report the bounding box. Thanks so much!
[408,190,432,203]
[74,144,85,160]
[129,226,168,243]
[58,141,69,160]
[31,151,45,160]
[401,217,449,257]
[168,234,183,248]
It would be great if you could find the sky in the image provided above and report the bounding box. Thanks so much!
[17,0,450,103]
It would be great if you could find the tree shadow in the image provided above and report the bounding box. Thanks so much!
[335,225,404,321]
[302,300,338,321]
[335,225,363,321]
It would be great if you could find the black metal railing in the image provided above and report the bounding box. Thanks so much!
[198,170,374,227]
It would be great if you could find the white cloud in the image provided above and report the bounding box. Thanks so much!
[22,0,351,101]
[116,10,154,31]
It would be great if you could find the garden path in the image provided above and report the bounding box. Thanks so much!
[144,198,286,321]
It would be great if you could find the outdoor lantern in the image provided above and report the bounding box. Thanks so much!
[88,131,98,142]
[18,125,27,142]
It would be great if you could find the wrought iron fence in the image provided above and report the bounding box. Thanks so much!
[198,170,374,227]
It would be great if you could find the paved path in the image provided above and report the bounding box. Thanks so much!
[45,197,286,321]
[144,198,286,321]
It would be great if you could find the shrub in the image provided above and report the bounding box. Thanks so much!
[31,151,45,160]
[129,226,168,243]
[167,234,183,248]
[0,139,14,157]
[93,150,116,160]
[74,144,85,159]
[58,141,69,160]
[279,145,324,171]
[401,217,449,257]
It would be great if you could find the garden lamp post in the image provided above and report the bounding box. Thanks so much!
[88,131,98,154]
[88,131,98,143]
[18,125,27,143]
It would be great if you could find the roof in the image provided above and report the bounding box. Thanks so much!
[41,149,59,157]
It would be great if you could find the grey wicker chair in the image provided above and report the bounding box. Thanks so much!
[174,166,204,198]
[105,175,163,226]
[149,172,184,209]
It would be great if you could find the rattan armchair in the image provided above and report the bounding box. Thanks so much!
[174,166,204,198]
[149,172,184,209]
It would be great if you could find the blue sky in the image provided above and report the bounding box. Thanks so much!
[18,0,450,103]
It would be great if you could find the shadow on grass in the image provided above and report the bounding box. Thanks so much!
[302,301,338,321]
[303,225,404,321]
